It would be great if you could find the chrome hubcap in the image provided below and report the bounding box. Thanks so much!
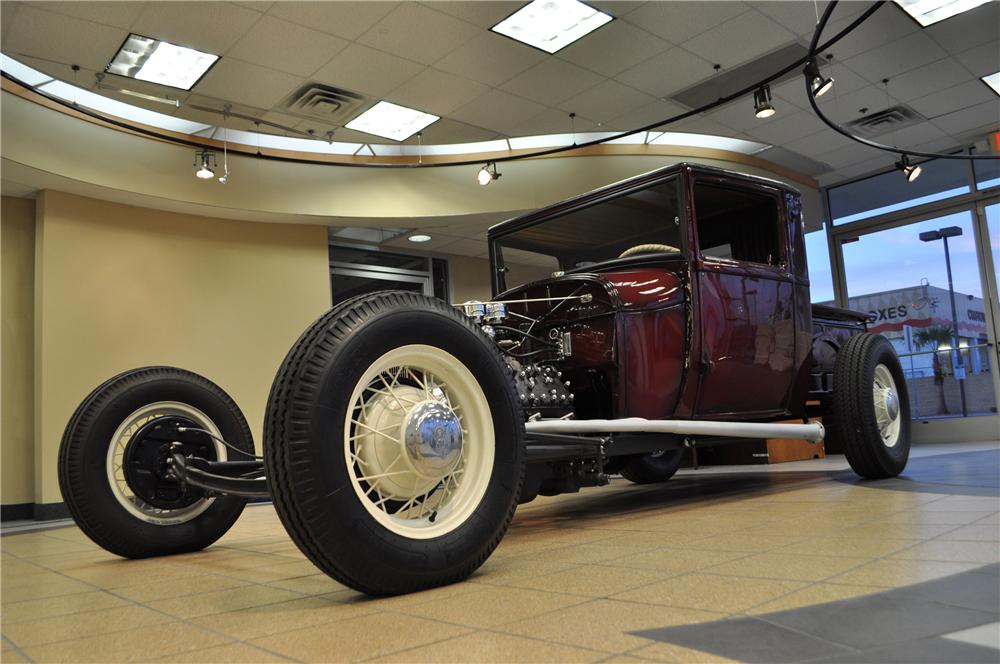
[403,400,464,480]
[873,364,902,448]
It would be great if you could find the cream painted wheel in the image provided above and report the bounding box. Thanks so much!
[873,364,901,448]
[106,401,225,526]
[265,291,525,595]
[344,345,494,539]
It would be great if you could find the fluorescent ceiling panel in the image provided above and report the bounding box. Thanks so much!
[345,101,439,142]
[491,0,613,54]
[982,72,1000,96]
[106,33,218,90]
[893,0,992,26]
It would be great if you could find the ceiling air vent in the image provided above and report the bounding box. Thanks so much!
[846,105,925,138]
[282,83,366,124]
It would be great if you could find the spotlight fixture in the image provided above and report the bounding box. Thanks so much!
[194,150,215,179]
[408,234,432,243]
[895,154,922,182]
[477,162,501,186]
[753,85,776,119]
[803,59,834,97]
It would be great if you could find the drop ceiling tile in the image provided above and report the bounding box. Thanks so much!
[669,114,744,137]
[750,1,865,37]
[424,1,522,28]
[505,107,594,137]
[500,58,604,106]
[267,2,397,40]
[388,68,488,117]
[911,80,999,119]
[622,1,750,44]
[556,19,670,77]
[17,56,96,88]
[883,121,949,149]
[813,142,886,169]
[435,32,546,87]
[21,1,146,30]
[681,11,796,69]
[616,47,716,98]
[813,84,895,124]
[557,79,656,123]
[403,118,498,145]
[925,0,999,54]
[816,6,918,58]
[131,2,261,54]
[954,41,1000,79]
[934,97,1000,138]
[194,58,302,109]
[311,44,425,98]
[358,4,480,66]
[226,16,348,77]
[1,3,18,43]
[782,129,855,156]
[757,146,830,177]
[234,2,274,12]
[883,58,975,103]
[588,1,646,18]
[604,99,689,132]
[4,5,126,72]
[842,32,947,85]
[261,110,310,132]
[743,110,827,146]
[176,97,268,131]
[705,98,776,133]
[451,89,547,135]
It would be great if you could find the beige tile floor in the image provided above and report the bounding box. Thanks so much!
[2,443,998,663]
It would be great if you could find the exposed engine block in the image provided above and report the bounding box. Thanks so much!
[510,360,574,417]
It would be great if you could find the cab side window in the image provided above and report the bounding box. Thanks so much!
[694,183,783,267]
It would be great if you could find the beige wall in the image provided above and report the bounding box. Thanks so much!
[30,191,330,504]
[448,254,554,304]
[2,196,37,506]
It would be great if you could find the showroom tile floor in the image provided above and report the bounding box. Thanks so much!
[2,441,998,663]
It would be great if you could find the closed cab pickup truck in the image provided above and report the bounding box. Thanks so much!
[60,163,909,596]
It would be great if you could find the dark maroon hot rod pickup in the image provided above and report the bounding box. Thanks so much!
[60,163,909,596]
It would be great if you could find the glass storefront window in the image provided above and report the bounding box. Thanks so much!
[987,203,999,294]
[805,227,834,303]
[841,211,995,419]
[829,158,970,225]
[973,148,1000,190]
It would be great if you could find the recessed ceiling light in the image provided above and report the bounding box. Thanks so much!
[408,234,432,243]
[982,72,1000,96]
[893,0,991,26]
[345,101,439,142]
[106,33,218,91]
[491,0,613,54]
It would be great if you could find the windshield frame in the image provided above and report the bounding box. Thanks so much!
[490,172,690,295]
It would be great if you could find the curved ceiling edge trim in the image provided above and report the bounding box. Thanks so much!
[1,78,817,189]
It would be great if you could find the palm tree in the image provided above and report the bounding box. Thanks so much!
[913,325,955,415]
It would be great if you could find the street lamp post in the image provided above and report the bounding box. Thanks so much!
[919,226,968,417]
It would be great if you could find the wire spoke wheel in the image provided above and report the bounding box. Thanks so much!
[265,291,525,595]
[345,345,494,538]
[106,401,225,525]
[872,364,902,448]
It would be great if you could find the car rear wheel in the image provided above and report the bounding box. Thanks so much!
[619,449,684,484]
[264,292,525,595]
[832,333,911,479]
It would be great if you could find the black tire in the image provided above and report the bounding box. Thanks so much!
[832,333,911,479]
[619,449,684,484]
[58,367,254,558]
[264,291,525,596]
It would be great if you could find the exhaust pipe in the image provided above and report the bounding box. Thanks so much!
[525,417,824,443]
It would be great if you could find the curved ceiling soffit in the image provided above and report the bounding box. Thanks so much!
[1,77,819,226]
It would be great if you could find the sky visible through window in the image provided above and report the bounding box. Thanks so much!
[807,176,1000,305]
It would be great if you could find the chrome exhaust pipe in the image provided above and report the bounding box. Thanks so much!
[525,417,824,443]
